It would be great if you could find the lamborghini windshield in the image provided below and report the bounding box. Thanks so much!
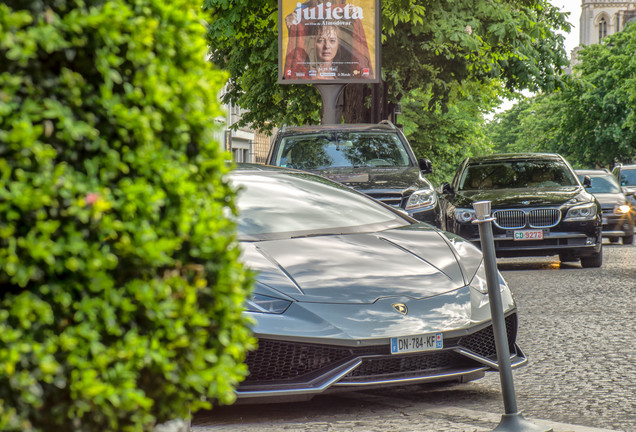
[231,171,408,240]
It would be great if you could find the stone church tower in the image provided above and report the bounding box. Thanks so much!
[569,1,636,66]
[579,0,636,46]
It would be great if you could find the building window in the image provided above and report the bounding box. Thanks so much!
[599,17,607,41]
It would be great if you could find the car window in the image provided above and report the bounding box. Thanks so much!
[458,160,579,190]
[618,168,636,186]
[231,172,407,239]
[577,174,622,194]
[274,132,411,169]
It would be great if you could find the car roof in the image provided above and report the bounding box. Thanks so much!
[278,122,399,136]
[465,153,564,163]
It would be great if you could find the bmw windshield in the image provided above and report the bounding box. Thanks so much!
[459,160,579,190]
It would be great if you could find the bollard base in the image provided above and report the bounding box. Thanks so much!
[493,412,553,432]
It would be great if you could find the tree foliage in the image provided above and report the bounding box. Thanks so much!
[484,22,636,168]
[0,0,254,430]
[559,23,636,165]
[402,83,495,185]
[484,95,564,154]
[205,0,571,131]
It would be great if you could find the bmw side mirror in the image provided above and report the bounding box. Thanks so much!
[418,158,433,175]
[583,175,592,188]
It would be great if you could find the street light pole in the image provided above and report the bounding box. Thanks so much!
[472,201,552,432]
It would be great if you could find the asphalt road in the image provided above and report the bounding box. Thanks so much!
[193,242,635,432]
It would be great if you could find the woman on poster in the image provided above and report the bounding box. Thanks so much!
[282,0,373,81]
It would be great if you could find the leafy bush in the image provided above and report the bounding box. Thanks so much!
[0,0,254,430]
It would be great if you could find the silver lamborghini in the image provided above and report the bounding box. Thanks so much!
[232,165,526,402]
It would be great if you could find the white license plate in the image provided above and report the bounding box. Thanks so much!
[513,229,543,241]
[390,333,443,354]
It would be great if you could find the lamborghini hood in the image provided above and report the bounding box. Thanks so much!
[241,228,469,304]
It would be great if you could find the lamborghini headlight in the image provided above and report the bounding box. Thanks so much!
[245,294,292,314]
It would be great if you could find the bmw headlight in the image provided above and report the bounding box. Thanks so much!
[564,203,597,221]
[454,208,477,224]
[406,188,437,210]
[245,294,292,314]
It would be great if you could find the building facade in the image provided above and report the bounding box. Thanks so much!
[214,84,273,164]
[569,0,636,66]
[579,0,636,46]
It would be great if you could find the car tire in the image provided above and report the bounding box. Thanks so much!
[580,248,603,268]
[623,234,634,245]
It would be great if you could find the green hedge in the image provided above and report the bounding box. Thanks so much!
[0,0,254,431]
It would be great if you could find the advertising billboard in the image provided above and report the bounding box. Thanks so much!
[278,0,381,84]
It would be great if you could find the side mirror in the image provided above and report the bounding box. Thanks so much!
[440,182,454,196]
[418,158,433,174]
[583,175,592,188]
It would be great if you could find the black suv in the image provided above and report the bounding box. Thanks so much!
[266,122,441,227]
[438,153,603,267]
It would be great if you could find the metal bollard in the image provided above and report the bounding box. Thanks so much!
[472,201,552,432]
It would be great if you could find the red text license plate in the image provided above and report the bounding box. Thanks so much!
[513,230,543,241]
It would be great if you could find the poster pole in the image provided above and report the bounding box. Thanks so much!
[315,84,346,125]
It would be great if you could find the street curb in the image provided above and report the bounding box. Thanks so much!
[192,403,622,432]
[422,406,621,432]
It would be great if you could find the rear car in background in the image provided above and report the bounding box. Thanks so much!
[612,163,636,205]
[266,121,441,227]
[576,169,634,245]
[438,153,603,267]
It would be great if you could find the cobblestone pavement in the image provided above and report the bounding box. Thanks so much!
[193,243,635,432]
[193,392,621,431]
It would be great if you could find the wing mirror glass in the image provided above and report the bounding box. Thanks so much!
[418,158,433,174]
[440,182,454,195]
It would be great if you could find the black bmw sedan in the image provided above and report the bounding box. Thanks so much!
[437,153,603,267]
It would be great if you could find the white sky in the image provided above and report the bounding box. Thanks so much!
[553,0,582,55]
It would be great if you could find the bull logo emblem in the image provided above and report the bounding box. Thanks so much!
[392,303,408,315]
